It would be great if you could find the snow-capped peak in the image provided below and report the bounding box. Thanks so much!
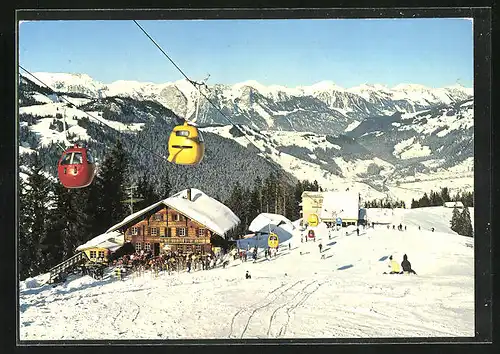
[303,80,345,92]
[391,83,430,91]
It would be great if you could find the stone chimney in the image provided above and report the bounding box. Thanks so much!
[187,188,192,201]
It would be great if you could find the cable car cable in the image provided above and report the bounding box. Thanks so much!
[133,20,311,202]
[19,66,170,163]
[132,20,262,154]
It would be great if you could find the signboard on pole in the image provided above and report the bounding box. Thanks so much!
[268,232,279,248]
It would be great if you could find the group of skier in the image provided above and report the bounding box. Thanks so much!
[387,224,407,231]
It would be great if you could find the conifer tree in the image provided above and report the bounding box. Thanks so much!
[156,164,172,200]
[450,206,462,234]
[420,193,430,207]
[136,172,159,210]
[91,139,129,234]
[18,178,33,280]
[440,187,451,203]
[18,154,53,279]
[461,207,474,237]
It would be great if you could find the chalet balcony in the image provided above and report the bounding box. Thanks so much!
[163,237,211,244]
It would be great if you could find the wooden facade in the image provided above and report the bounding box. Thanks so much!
[83,247,109,263]
[124,205,214,255]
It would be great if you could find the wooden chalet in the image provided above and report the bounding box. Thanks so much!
[106,188,240,256]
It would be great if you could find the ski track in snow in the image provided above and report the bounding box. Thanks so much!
[19,207,474,340]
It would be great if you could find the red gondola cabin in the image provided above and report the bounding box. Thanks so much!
[57,145,96,188]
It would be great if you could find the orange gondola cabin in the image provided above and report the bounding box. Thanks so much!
[57,145,96,188]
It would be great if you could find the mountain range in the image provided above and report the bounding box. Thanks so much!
[18,72,474,203]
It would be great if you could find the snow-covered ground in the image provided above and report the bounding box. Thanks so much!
[19,207,474,340]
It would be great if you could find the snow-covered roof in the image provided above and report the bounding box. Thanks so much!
[106,188,240,236]
[76,231,124,252]
[320,191,360,220]
[444,201,464,208]
[301,191,324,198]
[248,213,295,233]
[236,214,294,250]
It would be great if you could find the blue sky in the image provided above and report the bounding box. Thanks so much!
[18,19,473,88]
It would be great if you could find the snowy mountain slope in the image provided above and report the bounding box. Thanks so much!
[201,125,393,199]
[26,72,472,134]
[19,207,473,340]
[18,77,294,200]
[18,73,473,202]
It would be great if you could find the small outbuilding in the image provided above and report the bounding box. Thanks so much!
[443,201,464,208]
[75,230,124,263]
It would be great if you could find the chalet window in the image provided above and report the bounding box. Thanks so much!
[131,227,138,235]
[174,214,181,221]
[89,250,96,258]
[135,242,142,251]
[198,228,205,237]
[151,227,158,236]
[144,243,151,252]
[167,228,172,237]
[177,228,186,237]
[153,213,163,221]
[98,250,105,258]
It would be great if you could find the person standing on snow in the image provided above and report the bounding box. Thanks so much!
[401,254,417,274]
[318,243,323,253]
[356,227,360,236]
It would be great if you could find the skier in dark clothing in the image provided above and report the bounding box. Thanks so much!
[392,225,395,230]
[356,228,360,236]
[401,254,417,275]
[318,243,323,253]
[404,225,407,231]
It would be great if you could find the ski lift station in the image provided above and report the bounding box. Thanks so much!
[301,190,362,227]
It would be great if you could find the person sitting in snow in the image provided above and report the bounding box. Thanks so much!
[386,255,401,274]
[245,271,251,279]
[401,254,417,275]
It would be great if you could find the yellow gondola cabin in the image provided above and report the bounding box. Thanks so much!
[308,213,319,227]
[167,122,205,165]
